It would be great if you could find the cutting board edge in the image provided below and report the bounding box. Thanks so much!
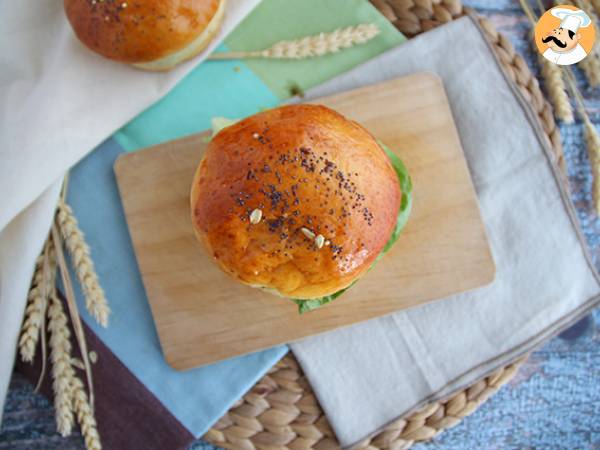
[114,73,496,371]
[167,261,497,371]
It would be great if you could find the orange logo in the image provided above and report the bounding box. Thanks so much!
[534,5,595,65]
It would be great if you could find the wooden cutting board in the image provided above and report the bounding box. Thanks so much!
[114,72,495,370]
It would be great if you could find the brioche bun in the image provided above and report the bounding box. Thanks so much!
[64,0,225,71]
[191,105,401,300]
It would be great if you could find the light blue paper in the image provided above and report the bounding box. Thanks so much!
[66,138,287,437]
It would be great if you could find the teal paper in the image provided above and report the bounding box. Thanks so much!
[114,45,280,152]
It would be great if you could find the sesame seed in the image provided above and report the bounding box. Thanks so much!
[301,227,315,240]
[252,132,260,139]
[121,2,127,7]
[315,234,325,249]
[249,208,262,224]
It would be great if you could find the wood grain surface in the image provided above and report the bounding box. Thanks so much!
[114,73,494,370]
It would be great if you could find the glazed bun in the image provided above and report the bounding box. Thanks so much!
[191,105,401,300]
[64,0,225,71]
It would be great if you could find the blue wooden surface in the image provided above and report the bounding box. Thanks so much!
[2,1,600,449]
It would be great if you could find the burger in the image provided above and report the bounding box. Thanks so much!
[64,0,225,71]
[191,105,412,313]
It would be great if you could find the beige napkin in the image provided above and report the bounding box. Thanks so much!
[0,0,260,423]
[290,14,600,447]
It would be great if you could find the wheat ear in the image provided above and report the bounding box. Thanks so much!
[48,292,76,437]
[576,0,600,24]
[519,1,575,123]
[578,52,600,87]
[52,213,102,449]
[19,241,56,363]
[572,0,600,87]
[584,118,600,211]
[563,69,600,211]
[52,221,96,414]
[56,201,110,327]
[19,254,46,363]
[35,239,54,392]
[208,23,380,60]
[71,376,102,450]
[539,58,575,123]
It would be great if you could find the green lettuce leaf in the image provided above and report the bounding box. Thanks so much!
[292,142,412,313]
[203,117,238,143]
[211,117,238,136]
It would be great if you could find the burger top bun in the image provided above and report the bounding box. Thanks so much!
[64,0,225,71]
[191,105,402,300]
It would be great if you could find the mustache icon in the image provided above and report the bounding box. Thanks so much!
[542,35,568,48]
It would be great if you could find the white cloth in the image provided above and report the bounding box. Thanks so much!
[543,43,588,65]
[290,15,600,447]
[0,0,260,424]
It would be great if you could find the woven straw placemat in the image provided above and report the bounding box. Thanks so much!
[204,2,565,449]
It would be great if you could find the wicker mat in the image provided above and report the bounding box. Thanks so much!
[204,2,565,449]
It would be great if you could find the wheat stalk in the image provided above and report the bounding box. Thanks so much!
[56,201,110,327]
[584,118,600,210]
[575,0,600,24]
[570,0,600,87]
[539,57,575,123]
[554,0,600,87]
[52,220,102,449]
[19,240,56,363]
[208,23,380,60]
[535,0,600,210]
[578,53,600,87]
[48,291,76,437]
[22,176,105,448]
[19,254,46,363]
[48,289,102,449]
[519,1,575,122]
[564,69,600,211]
[35,240,54,392]
[71,376,102,450]
[52,221,96,414]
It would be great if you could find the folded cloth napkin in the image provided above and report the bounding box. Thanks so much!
[0,0,260,423]
[290,14,600,447]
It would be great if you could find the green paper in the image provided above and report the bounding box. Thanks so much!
[114,0,405,152]
[224,0,406,99]
[292,143,412,313]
